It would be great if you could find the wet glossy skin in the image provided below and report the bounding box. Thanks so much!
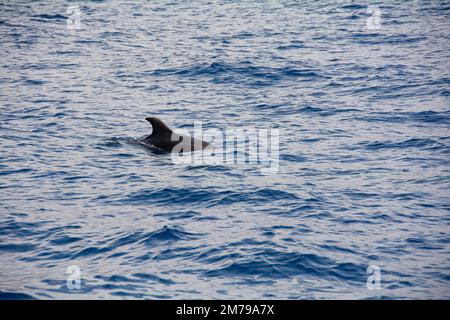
[144,117,209,152]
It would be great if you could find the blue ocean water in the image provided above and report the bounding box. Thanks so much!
[0,0,449,299]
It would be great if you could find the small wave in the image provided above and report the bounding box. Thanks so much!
[153,210,217,221]
[95,273,175,286]
[0,292,35,300]
[131,273,176,285]
[341,3,366,10]
[409,111,450,125]
[203,249,367,283]
[354,111,450,126]
[277,41,305,50]
[110,225,199,249]
[23,79,44,86]
[96,137,162,153]
[141,225,198,245]
[352,33,426,45]
[0,243,36,253]
[297,105,360,116]
[150,61,325,85]
[48,236,83,246]
[31,14,67,21]
[361,138,444,151]
[46,226,199,261]
[0,219,44,238]
[0,168,34,176]
[281,154,307,163]
[111,187,299,207]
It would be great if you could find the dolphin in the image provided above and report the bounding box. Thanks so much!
[143,117,210,152]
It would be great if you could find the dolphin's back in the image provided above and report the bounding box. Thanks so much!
[144,117,209,152]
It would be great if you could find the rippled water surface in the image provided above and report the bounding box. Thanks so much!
[1,1,449,299]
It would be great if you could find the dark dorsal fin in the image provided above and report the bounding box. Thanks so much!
[145,117,172,135]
